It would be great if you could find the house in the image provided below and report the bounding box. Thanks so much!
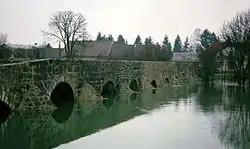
[0,44,34,60]
[74,40,114,59]
[133,44,146,58]
[0,43,65,60]
[8,44,33,49]
[84,40,114,58]
[0,44,13,60]
[10,44,64,59]
[38,48,63,59]
[73,40,148,60]
[36,43,65,59]
[7,44,37,60]
[109,43,134,60]
[109,43,148,60]
[38,47,65,59]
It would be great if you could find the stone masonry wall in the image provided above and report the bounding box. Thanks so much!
[0,59,197,112]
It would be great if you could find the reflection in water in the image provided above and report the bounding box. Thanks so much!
[130,93,138,101]
[152,89,156,94]
[165,78,170,83]
[195,84,250,149]
[102,98,114,109]
[2,83,250,149]
[215,87,250,149]
[52,103,74,123]
[196,84,223,112]
[50,82,75,123]
[129,79,139,92]
[0,84,198,149]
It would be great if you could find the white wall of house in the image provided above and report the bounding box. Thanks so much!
[172,52,198,62]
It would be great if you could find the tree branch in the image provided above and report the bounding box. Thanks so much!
[42,10,87,58]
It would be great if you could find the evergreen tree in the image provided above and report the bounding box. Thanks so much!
[201,29,217,48]
[107,34,114,41]
[144,37,148,45]
[183,37,190,52]
[96,32,102,41]
[154,42,162,60]
[102,35,106,40]
[197,29,218,83]
[162,35,172,51]
[134,35,142,44]
[144,36,154,60]
[197,29,218,54]
[46,43,52,48]
[144,36,153,46]
[154,42,161,49]
[117,35,125,44]
[148,36,153,44]
[173,34,182,52]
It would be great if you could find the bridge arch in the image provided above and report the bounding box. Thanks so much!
[0,87,13,126]
[165,77,170,83]
[129,79,140,92]
[50,82,75,108]
[101,80,117,99]
[0,100,11,125]
[150,80,157,88]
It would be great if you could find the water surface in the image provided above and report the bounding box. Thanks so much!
[1,83,250,149]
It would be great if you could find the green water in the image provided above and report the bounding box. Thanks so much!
[1,83,250,149]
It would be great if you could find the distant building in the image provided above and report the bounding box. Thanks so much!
[0,43,65,60]
[109,43,133,60]
[1,41,198,62]
[172,52,198,62]
[109,43,146,60]
[55,40,149,60]
[0,44,34,60]
[73,40,114,59]
[38,48,64,59]
[132,44,146,58]
[37,43,65,59]
[0,44,13,60]
[8,44,33,49]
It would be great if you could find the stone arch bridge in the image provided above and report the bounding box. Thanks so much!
[0,59,197,112]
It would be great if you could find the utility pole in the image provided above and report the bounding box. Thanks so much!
[59,41,61,59]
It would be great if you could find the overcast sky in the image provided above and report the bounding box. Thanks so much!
[0,0,250,47]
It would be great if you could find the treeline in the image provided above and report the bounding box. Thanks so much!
[95,32,190,52]
[190,28,220,82]
[41,10,195,59]
[195,9,250,87]
[95,32,191,61]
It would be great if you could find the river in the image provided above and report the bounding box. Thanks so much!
[1,83,249,149]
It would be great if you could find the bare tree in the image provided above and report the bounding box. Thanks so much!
[220,9,250,86]
[42,10,87,58]
[189,28,202,52]
[0,33,8,45]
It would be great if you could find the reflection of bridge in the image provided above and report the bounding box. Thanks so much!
[0,59,197,112]
[0,84,198,149]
